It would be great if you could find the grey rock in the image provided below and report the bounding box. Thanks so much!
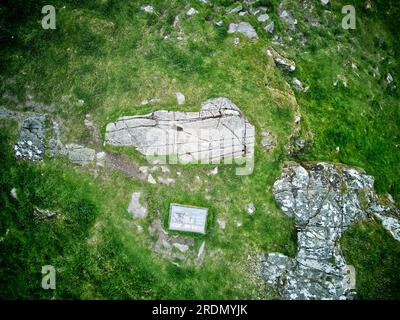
[278,4,297,31]
[187,8,199,17]
[321,0,330,5]
[65,144,96,165]
[247,202,256,215]
[264,21,275,34]
[292,78,304,90]
[105,97,255,165]
[176,92,185,105]
[127,192,148,218]
[34,207,58,219]
[261,130,276,152]
[14,114,45,162]
[215,20,223,28]
[197,241,206,265]
[226,5,243,15]
[148,174,157,184]
[173,243,189,253]
[141,5,154,14]
[217,218,226,229]
[267,48,296,72]
[257,14,270,23]
[48,120,65,158]
[157,177,176,185]
[264,162,400,300]
[228,22,258,39]
[386,73,394,84]
[10,188,17,199]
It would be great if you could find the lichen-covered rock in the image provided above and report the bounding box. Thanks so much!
[14,114,45,161]
[264,162,400,300]
[105,97,255,166]
[127,192,147,218]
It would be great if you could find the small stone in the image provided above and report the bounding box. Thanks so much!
[157,177,175,185]
[215,20,223,28]
[321,0,330,5]
[247,202,256,215]
[292,78,304,90]
[217,218,226,229]
[127,192,148,219]
[233,37,240,46]
[187,8,199,17]
[141,5,154,14]
[257,14,270,23]
[10,188,17,199]
[228,22,258,40]
[209,167,218,175]
[96,152,106,167]
[197,241,206,263]
[386,73,393,84]
[226,5,242,15]
[176,92,185,105]
[139,166,149,175]
[173,243,189,253]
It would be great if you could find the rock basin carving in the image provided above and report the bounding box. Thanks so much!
[105,97,255,174]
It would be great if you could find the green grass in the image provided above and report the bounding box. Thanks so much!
[0,0,399,299]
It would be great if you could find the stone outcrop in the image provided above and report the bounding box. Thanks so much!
[105,97,255,165]
[262,162,400,300]
[14,114,45,161]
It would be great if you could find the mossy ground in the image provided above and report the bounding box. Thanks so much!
[0,0,399,299]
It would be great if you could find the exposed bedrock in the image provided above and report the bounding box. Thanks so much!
[263,162,400,300]
[105,98,255,173]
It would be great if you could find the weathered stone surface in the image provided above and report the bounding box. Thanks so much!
[14,114,45,161]
[263,162,400,300]
[228,22,258,39]
[65,144,96,165]
[105,97,255,165]
[127,192,147,218]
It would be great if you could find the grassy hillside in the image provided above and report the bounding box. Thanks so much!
[0,0,399,299]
